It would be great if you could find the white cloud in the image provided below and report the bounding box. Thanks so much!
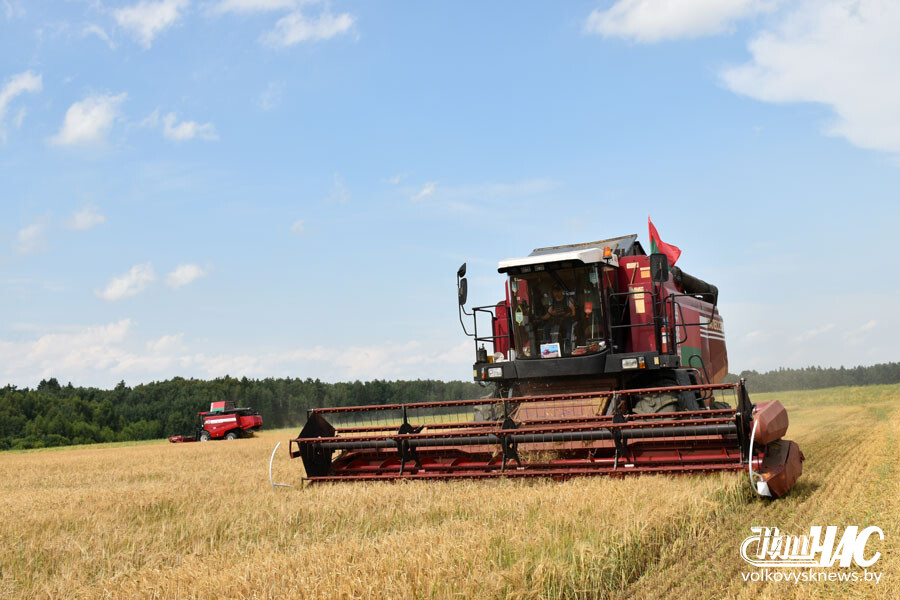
[147,333,185,353]
[114,0,188,49]
[15,221,47,254]
[792,322,835,343]
[384,173,405,185]
[215,0,298,13]
[162,112,218,141]
[67,204,106,230]
[49,93,126,146]
[843,319,878,344]
[0,322,474,387]
[280,340,473,380]
[407,178,558,212]
[728,293,900,372]
[138,109,218,141]
[743,330,772,343]
[3,1,24,21]
[138,108,161,128]
[96,262,156,301]
[12,107,26,129]
[181,339,474,382]
[451,179,559,199]
[585,0,774,42]
[82,23,116,49]
[0,319,133,384]
[0,320,197,386]
[257,81,284,111]
[856,320,877,333]
[411,181,436,202]
[290,219,305,234]
[260,9,354,46]
[165,263,206,288]
[327,172,349,203]
[0,70,42,141]
[721,0,900,154]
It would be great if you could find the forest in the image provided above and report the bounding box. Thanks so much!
[726,361,900,392]
[2,360,899,450]
[0,377,482,450]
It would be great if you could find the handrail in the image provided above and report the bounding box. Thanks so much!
[470,302,512,358]
[664,292,718,353]
[607,289,663,353]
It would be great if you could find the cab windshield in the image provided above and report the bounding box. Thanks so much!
[508,265,608,359]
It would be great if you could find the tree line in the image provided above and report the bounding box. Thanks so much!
[725,361,900,393]
[3,361,899,450]
[0,377,483,451]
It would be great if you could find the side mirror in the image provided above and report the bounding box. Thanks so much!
[457,263,467,278]
[458,277,468,306]
[649,253,669,283]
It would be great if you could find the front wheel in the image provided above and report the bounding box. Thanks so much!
[225,431,238,441]
[199,431,211,442]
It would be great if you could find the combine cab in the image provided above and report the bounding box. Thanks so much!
[169,401,263,443]
[290,234,803,497]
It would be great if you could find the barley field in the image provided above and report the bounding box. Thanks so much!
[1,384,897,599]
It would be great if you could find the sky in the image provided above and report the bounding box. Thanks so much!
[2,0,899,388]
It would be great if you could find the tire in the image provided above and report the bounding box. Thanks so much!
[225,431,238,441]
[632,392,680,414]
[625,371,699,413]
[199,431,211,442]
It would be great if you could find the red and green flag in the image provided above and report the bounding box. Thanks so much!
[648,216,681,266]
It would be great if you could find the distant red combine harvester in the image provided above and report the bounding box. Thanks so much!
[169,401,263,443]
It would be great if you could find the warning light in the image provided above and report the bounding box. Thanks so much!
[603,246,612,258]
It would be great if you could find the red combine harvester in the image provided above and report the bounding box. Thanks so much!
[289,234,803,497]
[169,401,263,443]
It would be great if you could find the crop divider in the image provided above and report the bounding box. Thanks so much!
[397,406,423,474]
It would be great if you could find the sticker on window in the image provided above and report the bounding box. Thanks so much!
[515,306,524,324]
[540,343,560,358]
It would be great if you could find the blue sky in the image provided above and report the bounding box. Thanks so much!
[2,0,899,387]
